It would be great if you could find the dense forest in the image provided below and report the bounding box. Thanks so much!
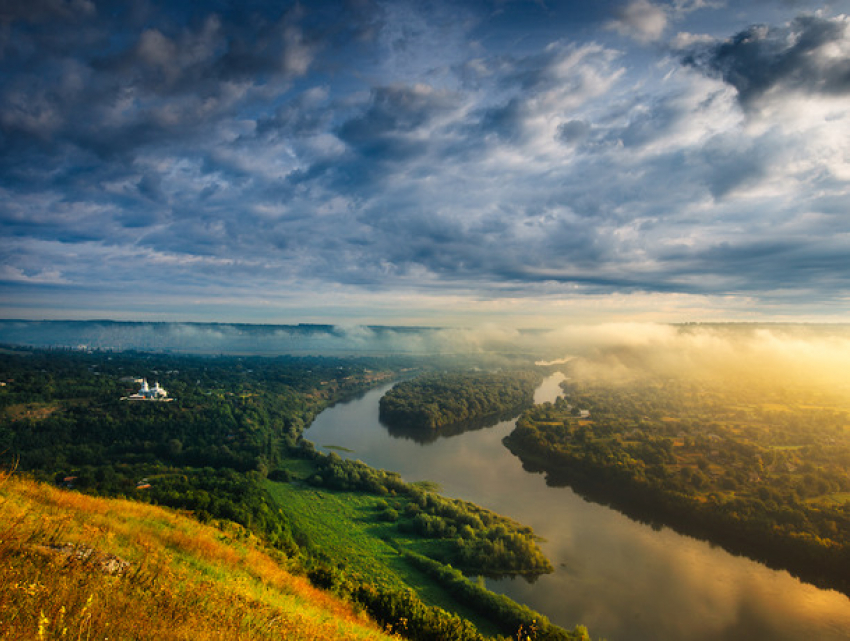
[0,348,392,547]
[379,371,543,430]
[0,347,585,641]
[504,370,850,595]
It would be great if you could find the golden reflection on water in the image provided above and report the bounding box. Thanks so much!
[309,371,850,641]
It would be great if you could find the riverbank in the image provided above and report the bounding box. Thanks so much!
[379,371,542,430]
[264,451,583,641]
[503,374,850,598]
[504,429,850,597]
[306,373,850,641]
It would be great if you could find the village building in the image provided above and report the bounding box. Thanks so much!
[121,379,172,402]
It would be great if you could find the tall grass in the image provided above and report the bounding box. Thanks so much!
[0,472,397,641]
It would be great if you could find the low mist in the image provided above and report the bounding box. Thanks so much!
[3,320,850,390]
[535,323,850,391]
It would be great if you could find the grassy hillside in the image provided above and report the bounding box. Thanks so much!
[0,349,591,641]
[0,469,395,641]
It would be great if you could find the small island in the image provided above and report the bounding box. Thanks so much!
[0,349,584,641]
[379,371,543,430]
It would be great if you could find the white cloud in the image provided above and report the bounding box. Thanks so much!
[607,0,668,43]
[0,265,68,284]
[2,0,849,325]
[670,31,715,49]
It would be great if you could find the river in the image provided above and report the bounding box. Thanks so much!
[306,374,850,641]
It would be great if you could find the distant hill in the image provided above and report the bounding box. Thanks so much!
[3,319,849,359]
[0,319,464,356]
[0,470,394,641]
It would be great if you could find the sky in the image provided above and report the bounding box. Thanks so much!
[1,0,849,328]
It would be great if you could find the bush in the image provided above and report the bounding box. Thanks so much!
[268,468,292,482]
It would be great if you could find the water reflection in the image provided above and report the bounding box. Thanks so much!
[380,409,524,444]
[306,375,850,641]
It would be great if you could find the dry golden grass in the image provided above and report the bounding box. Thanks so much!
[3,403,61,423]
[0,471,397,641]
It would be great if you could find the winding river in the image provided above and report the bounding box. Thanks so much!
[306,374,850,641]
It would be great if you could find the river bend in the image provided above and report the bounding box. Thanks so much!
[306,374,850,641]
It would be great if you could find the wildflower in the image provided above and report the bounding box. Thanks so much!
[37,610,49,640]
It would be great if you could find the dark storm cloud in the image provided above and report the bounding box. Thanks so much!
[0,0,848,322]
[337,84,461,161]
[0,0,95,22]
[557,119,592,145]
[0,0,336,266]
[0,2,318,170]
[683,14,850,107]
[696,135,774,199]
[660,237,850,295]
[478,98,528,142]
[615,97,684,148]
[98,6,319,91]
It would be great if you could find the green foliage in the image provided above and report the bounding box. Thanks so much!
[304,453,552,576]
[352,583,486,641]
[0,474,394,641]
[504,372,850,595]
[380,371,543,430]
[0,348,575,641]
[402,551,581,641]
[0,349,396,556]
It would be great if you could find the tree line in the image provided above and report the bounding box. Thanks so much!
[504,371,850,596]
[303,450,552,576]
[379,371,543,430]
[0,348,583,641]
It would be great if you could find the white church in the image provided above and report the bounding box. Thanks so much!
[122,379,172,402]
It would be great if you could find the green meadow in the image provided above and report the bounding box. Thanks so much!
[266,464,504,636]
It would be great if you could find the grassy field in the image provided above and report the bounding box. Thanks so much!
[266,461,504,637]
[813,491,850,506]
[0,469,396,641]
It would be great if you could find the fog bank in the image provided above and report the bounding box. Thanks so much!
[4,321,850,388]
